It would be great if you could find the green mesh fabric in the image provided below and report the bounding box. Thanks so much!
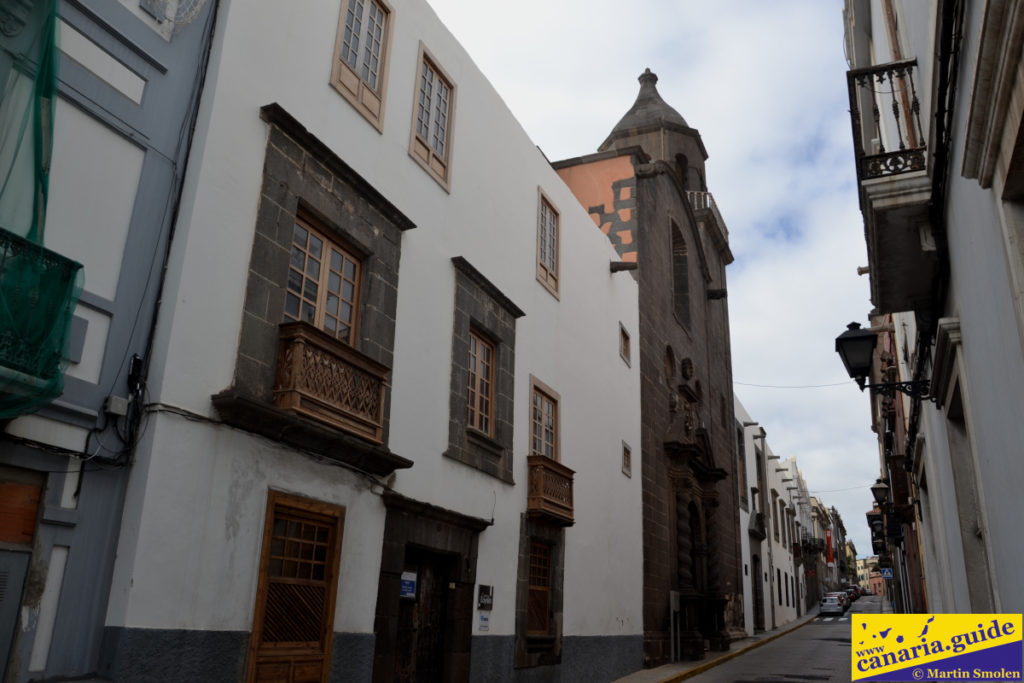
[0,0,84,420]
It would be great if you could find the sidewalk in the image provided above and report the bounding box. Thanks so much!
[612,608,822,683]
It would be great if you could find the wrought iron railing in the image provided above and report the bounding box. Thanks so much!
[0,226,83,419]
[273,321,388,444]
[847,59,927,180]
[526,455,574,526]
[686,191,728,240]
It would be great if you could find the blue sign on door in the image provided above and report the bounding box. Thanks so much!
[400,571,417,598]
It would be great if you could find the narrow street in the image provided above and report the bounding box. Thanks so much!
[673,595,885,683]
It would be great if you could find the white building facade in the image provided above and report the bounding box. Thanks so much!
[97,1,643,681]
[843,0,1024,615]
[733,396,804,636]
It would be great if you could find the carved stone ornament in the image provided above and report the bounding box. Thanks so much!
[683,400,696,437]
[0,0,32,37]
[680,357,694,380]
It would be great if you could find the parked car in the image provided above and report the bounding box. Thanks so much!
[845,585,860,601]
[820,595,845,616]
[825,591,849,611]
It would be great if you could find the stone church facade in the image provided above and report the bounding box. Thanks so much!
[555,69,741,665]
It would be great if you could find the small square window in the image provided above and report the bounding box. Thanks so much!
[409,44,456,190]
[536,191,559,297]
[622,441,631,477]
[619,323,630,366]
[331,0,393,130]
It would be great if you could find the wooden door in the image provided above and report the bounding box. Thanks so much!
[395,548,455,683]
[246,492,344,683]
[751,554,765,631]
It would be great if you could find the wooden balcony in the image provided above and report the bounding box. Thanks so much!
[526,455,574,527]
[273,321,388,444]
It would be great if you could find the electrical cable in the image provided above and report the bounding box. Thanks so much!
[808,483,878,494]
[735,380,850,388]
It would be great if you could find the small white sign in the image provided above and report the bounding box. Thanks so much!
[479,612,489,631]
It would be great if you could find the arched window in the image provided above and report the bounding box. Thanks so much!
[675,154,689,190]
[671,222,691,328]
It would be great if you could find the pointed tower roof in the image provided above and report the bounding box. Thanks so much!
[600,69,691,151]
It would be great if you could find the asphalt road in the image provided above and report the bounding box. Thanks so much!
[680,595,884,683]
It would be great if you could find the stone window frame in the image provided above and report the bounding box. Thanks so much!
[330,0,394,131]
[445,257,523,484]
[408,42,456,191]
[212,104,415,477]
[536,188,560,298]
[514,515,565,668]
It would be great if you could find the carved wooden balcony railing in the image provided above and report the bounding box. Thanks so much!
[526,455,574,527]
[847,59,927,181]
[273,321,388,444]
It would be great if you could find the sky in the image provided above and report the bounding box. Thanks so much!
[426,0,882,558]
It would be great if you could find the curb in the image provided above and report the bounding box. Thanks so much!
[654,612,822,683]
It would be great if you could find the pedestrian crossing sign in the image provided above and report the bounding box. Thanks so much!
[880,567,893,579]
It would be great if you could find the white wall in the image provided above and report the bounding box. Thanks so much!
[105,411,387,632]
[119,0,642,642]
[734,396,755,636]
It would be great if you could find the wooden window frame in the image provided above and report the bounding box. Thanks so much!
[619,323,630,366]
[284,215,362,346]
[246,490,345,683]
[408,42,456,191]
[536,189,560,298]
[330,0,394,131]
[466,328,495,436]
[526,539,552,635]
[529,375,560,462]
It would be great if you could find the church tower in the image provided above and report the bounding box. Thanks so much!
[554,69,740,666]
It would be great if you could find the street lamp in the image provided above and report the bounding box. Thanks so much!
[834,323,930,398]
[870,478,890,506]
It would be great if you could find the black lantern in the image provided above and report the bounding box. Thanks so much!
[870,478,890,506]
[834,322,930,399]
[835,322,877,389]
